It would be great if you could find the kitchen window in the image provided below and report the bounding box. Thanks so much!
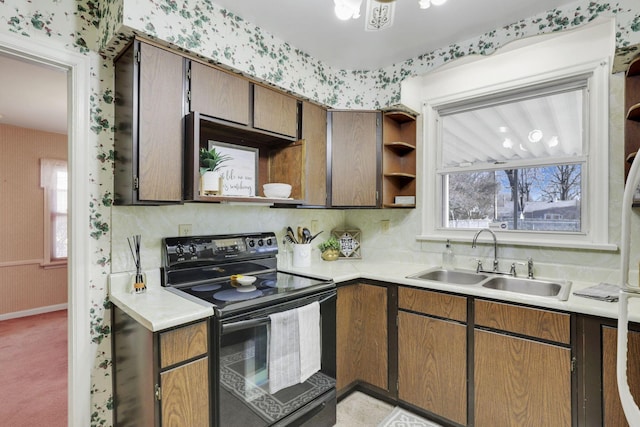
[41,158,67,264]
[409,19,615,249]
[440,80,586,233]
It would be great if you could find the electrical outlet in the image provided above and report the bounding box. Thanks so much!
[178,224,192,236]
[311,220,319,234]
[381,219,390,233]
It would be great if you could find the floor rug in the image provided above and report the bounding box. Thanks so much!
[219,346,335,423]
[378,407,441,427]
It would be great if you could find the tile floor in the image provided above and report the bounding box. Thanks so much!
[335,391,397,426]
[335,392,443,427]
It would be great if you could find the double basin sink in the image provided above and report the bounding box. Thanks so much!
[407,267,572,301]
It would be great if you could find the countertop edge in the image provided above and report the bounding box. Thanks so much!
[108,261,640,331]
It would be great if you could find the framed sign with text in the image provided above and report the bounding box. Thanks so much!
[208,141,258,197]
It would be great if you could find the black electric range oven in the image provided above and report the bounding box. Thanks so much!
[161,232,337,427]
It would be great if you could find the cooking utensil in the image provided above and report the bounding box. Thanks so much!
[286,226,298,244]
[308,230,323,242]
[302,228,312,243]
[297,226,304,243]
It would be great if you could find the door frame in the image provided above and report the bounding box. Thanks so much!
[0,32,91,426]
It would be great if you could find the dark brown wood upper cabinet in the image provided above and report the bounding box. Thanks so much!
[114,39,185,205]
[253,85,299,138]
[328,110,380,207]
[188,61,250,126]
[301,101,328,206]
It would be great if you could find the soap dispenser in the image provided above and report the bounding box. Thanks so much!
[442,239,455,269]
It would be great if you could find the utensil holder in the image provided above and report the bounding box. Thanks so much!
[292,244,311,268]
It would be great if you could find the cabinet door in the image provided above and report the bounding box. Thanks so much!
[301,101,327,206]
[337,284,387,392]
[398,311,466,425]
[189,62,250,125]
[253,85,298,137]
[602,326,640,426]
[330,111,379,207]
[160,357,209,427]
[138,42,184,202]
[474,329,572,427]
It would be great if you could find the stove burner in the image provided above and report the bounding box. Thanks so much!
[262,279,276,288]
[192,283,222,292]
[236,285,257,293]
[214,288,264,302]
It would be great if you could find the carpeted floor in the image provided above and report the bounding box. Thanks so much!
[0,310,67,427]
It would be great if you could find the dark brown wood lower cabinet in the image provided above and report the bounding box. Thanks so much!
[337,283,388,393]
[474,329,571,427]
[398,311,467,425]
[602,326,640,427]
[160,357,209,427]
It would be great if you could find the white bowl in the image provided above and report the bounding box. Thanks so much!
[234,275,257,286]
[263,183,292,198]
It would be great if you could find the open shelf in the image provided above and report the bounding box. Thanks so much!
[627,56,640,77]
[384,141,416,154]
[382,107,417,208]
[384,172,416,180]
[628,103,640,121]
[184,111,306,203]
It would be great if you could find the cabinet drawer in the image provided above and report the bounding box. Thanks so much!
[475,300,570,344]
[399,287,466,322]
[160,321,208,368]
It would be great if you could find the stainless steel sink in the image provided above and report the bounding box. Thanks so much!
[407,267,571,300]
[481,276,572,301]
[408,268,488,285]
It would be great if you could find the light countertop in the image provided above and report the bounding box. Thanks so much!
[108,269,213,332]
[109,259,640,331]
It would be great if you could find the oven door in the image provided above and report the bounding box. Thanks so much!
[213,289,337,427]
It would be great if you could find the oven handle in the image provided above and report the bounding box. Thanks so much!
[221,292,336,334]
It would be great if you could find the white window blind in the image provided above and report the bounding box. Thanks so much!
[439,78,587,171]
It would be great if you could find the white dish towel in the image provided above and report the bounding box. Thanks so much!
[268,301,321,393]
[268,307,300,394]
[298,301,321,382]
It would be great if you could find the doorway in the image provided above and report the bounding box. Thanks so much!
[0,32,92,426]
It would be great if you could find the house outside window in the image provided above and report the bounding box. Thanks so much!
[40,158,67,264]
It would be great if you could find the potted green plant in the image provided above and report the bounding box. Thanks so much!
[318,236,341,261]
[199,147,231,195]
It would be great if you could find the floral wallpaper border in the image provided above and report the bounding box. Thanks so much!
[108,0,640,109]
[0,0,638,426]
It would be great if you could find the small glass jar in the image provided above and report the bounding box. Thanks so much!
[132,271,147,294]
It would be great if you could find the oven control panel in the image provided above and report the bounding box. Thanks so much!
[162,232,278,265]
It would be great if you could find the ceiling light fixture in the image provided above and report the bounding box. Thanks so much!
[336,0,448,24]
[417,0,448,9]
[334,0,363,20]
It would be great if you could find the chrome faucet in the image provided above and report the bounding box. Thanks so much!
[472,228,499,272]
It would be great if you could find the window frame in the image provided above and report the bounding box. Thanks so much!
[40,158,68,266]
[409,21,616,250]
